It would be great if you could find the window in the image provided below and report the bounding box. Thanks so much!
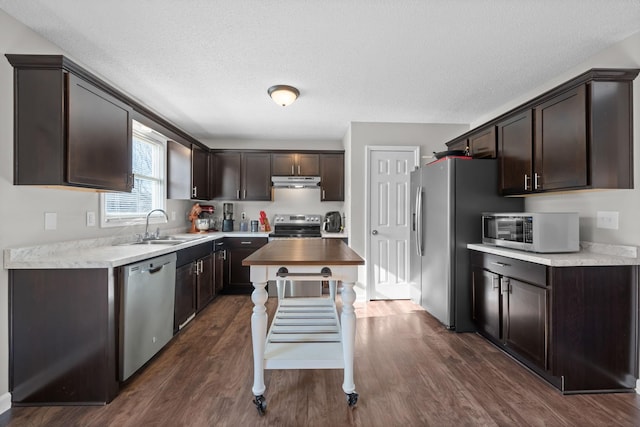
[100,121,166,227]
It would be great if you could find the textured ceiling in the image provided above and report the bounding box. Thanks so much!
[2,0,640,142]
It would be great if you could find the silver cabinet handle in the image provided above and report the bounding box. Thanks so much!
[524,174,530,191]
[322,189,325,200]
[291,165,294,175]
[491,276,499,290]
[243,189,247,199]
[490,261,509,267]
[241,241,252,244]
[297,165,301,175]
[192,186,197,198]
[372,230,378,235]
[534,172,540,190]
[237,189,240,199]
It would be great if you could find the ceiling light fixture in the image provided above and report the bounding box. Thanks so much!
[268,85,300,107]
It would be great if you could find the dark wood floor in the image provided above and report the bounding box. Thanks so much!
[2,295,640,426]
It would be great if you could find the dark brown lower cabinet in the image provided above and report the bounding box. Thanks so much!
[471,250,637,393]
[213,240,225,295]
[175,241,216,332]
[503,277,547,370]
[9,269,119,404]
[174,263,196,332]
[224,237,268,294]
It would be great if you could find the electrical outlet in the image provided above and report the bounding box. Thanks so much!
[44,212,57,230]
[596,211,619,230]
[86,211,96,227]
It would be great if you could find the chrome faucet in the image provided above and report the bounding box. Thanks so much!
[144,209,169,240]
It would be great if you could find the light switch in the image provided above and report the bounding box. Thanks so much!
[86,211,96,227]
[44,212,57,230]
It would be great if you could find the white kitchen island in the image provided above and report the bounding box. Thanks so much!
[242,238,364,416]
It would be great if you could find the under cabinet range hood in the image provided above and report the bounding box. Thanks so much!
[271,176,321,189]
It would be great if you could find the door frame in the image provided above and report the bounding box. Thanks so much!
[365,145,420,301]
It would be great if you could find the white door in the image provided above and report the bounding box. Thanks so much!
[368,147,419,300]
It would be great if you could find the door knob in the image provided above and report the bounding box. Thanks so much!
[372,230,378,235]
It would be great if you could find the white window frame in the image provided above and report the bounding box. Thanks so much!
[100,121,167,228]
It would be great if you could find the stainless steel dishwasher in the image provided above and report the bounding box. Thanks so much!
[120,252,177,381]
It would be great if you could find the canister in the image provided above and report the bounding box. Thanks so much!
[251,220,259,232]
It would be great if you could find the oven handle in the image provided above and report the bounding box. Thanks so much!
[276,267,332,278]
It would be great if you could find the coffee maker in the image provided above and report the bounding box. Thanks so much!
[222,203,234,232]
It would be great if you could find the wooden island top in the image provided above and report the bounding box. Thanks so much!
[242,239,364,266]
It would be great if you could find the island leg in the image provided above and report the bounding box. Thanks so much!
[329,280,337,301]
[251,280,268,413]
[340,280,358,406]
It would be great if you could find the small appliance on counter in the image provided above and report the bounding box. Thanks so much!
[222,203,234,232]
[199,204,216,231]
[482,212,579,253]
[323,211,342,233]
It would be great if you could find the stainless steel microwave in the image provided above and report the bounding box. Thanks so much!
[482,212,579,253]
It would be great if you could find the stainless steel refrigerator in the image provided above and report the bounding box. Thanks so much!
[409,157,523,332]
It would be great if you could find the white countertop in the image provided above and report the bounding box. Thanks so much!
[4,231,271,270]
[467,242,640,267]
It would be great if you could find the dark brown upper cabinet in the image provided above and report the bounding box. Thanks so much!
[191,145,210,200]
[498,110,534,195]
[534,85,587,192]
[167,142,211,200]
[7,55,133,192]
[272,153,320,176]
[449,69,638,196]
[468,126,497,159]
[320,153,345,201]
[212,151,271,201]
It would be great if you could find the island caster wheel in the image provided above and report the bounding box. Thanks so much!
[346,392,358,407]
[253,394,267,416]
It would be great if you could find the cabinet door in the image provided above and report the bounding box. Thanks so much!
[167,141,191,199]
[196,254,214,312]
[242,152,272,201]
[66,73,133,191]
[191,145,210,200]
[225,247,255,293]
[503,277,548,370]
[213,152,241,200]
[472,267,501,340]
[535,85,587,191]
[497,110,533,195]
[213,247,225,296]
[174,263,196,332]
[320,153,344,201]
[469,127,496,159]
[297,153,320,175]
[271,153,296,176]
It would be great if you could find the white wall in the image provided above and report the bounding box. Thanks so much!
[471,30,640,246]
[345,122,470,299]
[0,10,193,409]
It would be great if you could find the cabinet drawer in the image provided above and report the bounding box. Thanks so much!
[224,237,268,249]
[471,251,546,287]
[176,241,214,267]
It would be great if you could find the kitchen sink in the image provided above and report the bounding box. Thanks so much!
[130,239,187,245]
[115,234,209,246]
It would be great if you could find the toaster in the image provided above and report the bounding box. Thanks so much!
[324,211,342,233]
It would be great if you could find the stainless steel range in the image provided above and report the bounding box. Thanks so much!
[268,213,323,297]
[270,214,323,239]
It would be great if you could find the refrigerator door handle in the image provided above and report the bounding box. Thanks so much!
[415,186,423,256]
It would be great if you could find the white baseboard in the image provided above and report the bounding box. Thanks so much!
[636,379,640,394]
[0,392,11,415]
